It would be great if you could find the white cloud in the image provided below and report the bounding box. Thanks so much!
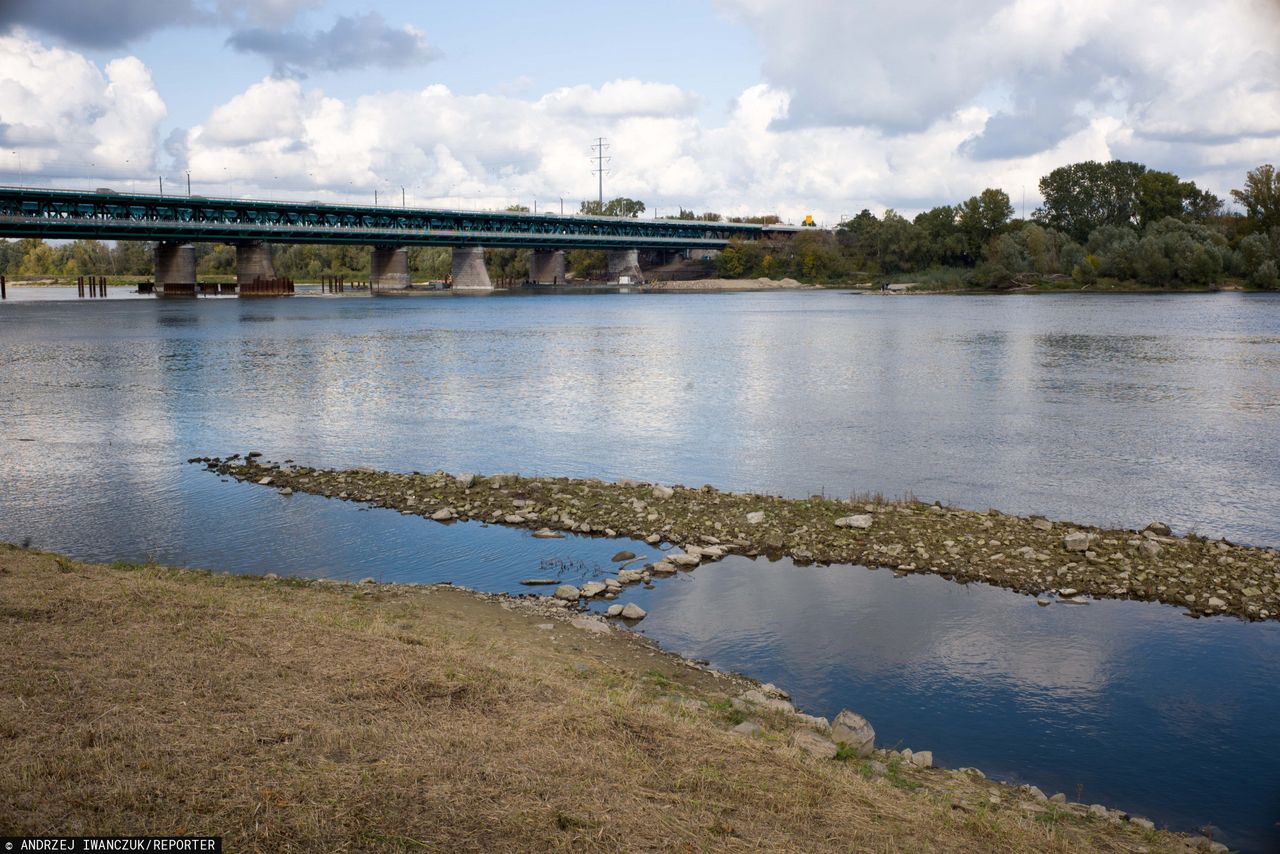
[0,33,166,179]
[538,80,700,118]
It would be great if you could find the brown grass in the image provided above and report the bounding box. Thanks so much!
[0,544,1189,852]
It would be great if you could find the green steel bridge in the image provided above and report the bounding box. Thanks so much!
[0,186,792,250]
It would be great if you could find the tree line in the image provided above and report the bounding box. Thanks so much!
[716,162,1280,289]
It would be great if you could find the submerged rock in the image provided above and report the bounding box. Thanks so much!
[611,550,636,562]
[620,603,647,620]
[532,528,563,539]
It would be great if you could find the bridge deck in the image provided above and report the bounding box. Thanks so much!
[0,187,793,250]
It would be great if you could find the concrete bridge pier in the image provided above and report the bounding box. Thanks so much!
[235,241,275,289]
[370,245,411,290]
[529,249,566,285]
[450,246,493,292]
[607,249,644,284]
[155,242,196,296]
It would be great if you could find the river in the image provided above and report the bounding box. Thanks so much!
[1,287,1278,850]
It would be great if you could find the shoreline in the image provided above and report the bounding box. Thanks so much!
[198,456,1280,623]
[1,542,1210,852]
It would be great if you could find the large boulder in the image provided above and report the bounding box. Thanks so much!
[1062,531,1090,551]
[579,581,608,598]
[620,603,647,620]
[793,729,838,759]
[830,709,875,758]
[553,584,580,601]
[835,514,874,530]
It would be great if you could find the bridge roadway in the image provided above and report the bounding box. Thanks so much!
[0,187,795,293]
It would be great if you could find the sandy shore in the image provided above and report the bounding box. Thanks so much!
[641,276,817,290]
[2,543,1202,852]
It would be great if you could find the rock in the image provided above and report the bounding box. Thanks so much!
[835,514,874,530]
[1088,804,1108,818]
[532,528,563,539]
[867,760,888,778]
[1031,518,1053,531]
[520,578,559,586]
[644,534,662,545]
[263,572,279,580]
[794,713,830,731]
[1130,817,1155,831]
[1063,531,1090,552]
[1145,521,1172,536]
[620,603,647,620]
[278,487,293,495]
[1058,588,1078,597]
[760,683,790,699]
[579,581,607,598]
[909,750,933,768]
[746,511,766,524]
[830,709,875,758]
[611,550,636,562]
[793,729,838,759]
[454,473,475,488]
[431,508,456,521]
[1139,538,1163,558]
[570,617,609,635]
[1036,598,1051,607]
[257,476,273,486]
[359,577,376,584]
[651,485,674,499]
[650,561,677,575]
[606,604,624,617]
[1207,596,1227,609]
[1049,793,1067,804]
[671,553,701,567]
[553,584,580,601]
[731,721,763,737]
[1025,785,1047,801]
[503,514,526,524]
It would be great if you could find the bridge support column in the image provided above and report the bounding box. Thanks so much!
[529,249,566,285]
[155,242,196,296]
[370,245,411,289]
[607,249,644,284]
[235,241,275,289]
[450,246,493,292]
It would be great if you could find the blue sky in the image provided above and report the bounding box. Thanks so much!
[1,0,1277,222]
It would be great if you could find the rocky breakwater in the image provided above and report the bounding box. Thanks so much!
[194,455,1280,622]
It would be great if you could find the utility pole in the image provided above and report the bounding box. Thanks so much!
[159,176,163,195]
[186,170,191,196]
[374,189,378,207]
[401,186,406,208]
[591,137,610,213]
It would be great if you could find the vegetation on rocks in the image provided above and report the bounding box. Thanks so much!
[200,457,1280,623]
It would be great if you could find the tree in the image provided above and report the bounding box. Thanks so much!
[1035,160,1147,241]
[1136,171,1222,227]
[912,205,965,266]
[957,189,1014,262]
[581,197,646,218]
[1231,164,1280,233]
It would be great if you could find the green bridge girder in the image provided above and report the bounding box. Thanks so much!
[0,187,792,250]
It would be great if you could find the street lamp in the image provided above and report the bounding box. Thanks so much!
[186,170,191,196]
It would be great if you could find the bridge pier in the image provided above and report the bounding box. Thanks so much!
[155,242,196,296]
[607,249,644,284]
[235,241,275,289]
[370,245,411,289]
[529,249,566,285]
[450,246,493,292]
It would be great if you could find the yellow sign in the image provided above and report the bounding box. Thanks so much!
[803,214,815,226]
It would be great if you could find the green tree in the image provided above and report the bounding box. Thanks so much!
[1231,164,1280,233]
[957,189,1014,261]
[580,197,646,218]
[1035,160,1147,241]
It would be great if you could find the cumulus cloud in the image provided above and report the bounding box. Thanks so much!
[719,0,1280,190]
[539,80,700,117]
[225,12,440,77]
[0,34,166,179]
[0,0,208,48]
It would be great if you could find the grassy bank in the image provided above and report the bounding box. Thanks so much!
[202,457,1280,623]
[1,544,1204,852]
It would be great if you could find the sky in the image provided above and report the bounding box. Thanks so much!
[0,0,1277,224]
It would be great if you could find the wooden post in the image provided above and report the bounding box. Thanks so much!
[1,274,6,300]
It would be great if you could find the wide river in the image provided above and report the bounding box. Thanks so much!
[2,287,1279,850]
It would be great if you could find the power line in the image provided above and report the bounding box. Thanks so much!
[590,137,610,211]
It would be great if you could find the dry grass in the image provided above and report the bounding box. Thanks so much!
[1,544,1188,852]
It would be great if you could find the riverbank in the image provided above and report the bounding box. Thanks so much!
[2,543,1206,852]
[201,457,1280,623]
[642,276,816,290]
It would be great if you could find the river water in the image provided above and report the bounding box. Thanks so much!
[2,288,1278,850]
